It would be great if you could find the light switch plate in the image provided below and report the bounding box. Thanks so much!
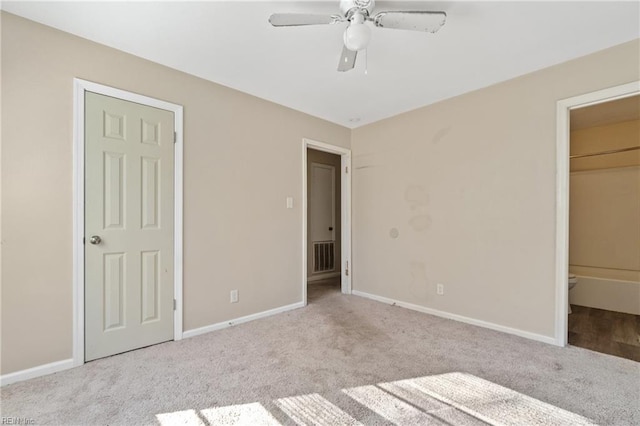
[286,197,294,209]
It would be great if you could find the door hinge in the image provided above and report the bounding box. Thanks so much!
[174,131,177,143]
[83,237,85,245]
[173,299,177,311]
[345,166,349,173]
[345,260,349,276]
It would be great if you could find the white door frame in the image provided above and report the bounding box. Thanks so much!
[72,78,184,366]
[554,80,639,346]
[302,138,352,304]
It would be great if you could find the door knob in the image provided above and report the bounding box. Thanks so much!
[329,227,333,231]
[89,235,102,245]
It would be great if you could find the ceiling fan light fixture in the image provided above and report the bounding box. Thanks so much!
[269,1,447,72]
[343,20,371,51]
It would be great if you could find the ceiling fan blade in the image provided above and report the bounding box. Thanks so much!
[337,45,357,72]
[269,13,342,27]
[371,11,446,33]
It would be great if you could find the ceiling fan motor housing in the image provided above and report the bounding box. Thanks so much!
[340,0,375,18]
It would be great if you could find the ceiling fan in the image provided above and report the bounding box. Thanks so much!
[269,0,447,72]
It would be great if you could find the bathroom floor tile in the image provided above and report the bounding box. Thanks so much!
[612,316,640,347]
[615,342,640,362]
[568,305,640,362]
[567,306,591,334]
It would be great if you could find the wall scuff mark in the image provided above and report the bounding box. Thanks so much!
[405,185,432,231]
[431,126,452,145]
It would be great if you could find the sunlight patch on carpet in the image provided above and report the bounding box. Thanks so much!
[351,372,596,426]
[275,393,362,426]
[158,402,280,426]
[156,409,206,425]
[156,372,595,425]
[199,403,281,425]
[343,384,443,424]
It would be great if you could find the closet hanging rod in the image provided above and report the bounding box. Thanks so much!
[570,145,640,159]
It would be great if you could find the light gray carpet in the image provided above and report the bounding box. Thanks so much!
[2,280,639,425]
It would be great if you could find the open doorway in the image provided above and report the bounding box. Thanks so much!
[555,81,639,354]
[567,95,640,361]
[307,149,342,301]
[302,139,351,306]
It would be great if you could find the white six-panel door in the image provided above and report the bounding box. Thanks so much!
[85,92,174,361]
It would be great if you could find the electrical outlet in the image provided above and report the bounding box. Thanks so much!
[230,289,239,303]
[436,283,444,296]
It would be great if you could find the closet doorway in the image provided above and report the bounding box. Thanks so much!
[556,90,640,360]
[567,95,640,361]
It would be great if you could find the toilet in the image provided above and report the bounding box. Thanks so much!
[568,274,578,314]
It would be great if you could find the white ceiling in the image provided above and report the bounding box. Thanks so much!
[3,1,639,128]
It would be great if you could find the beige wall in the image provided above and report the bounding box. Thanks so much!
[351,39,640,338]
[0,13,350,375]
[306,149,341,279]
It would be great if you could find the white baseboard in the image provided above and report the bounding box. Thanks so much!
[307,272,340,282]
[1,302,305,385]
[352,290,557,346]
[1,358,75,387]
[183,301,305,339]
